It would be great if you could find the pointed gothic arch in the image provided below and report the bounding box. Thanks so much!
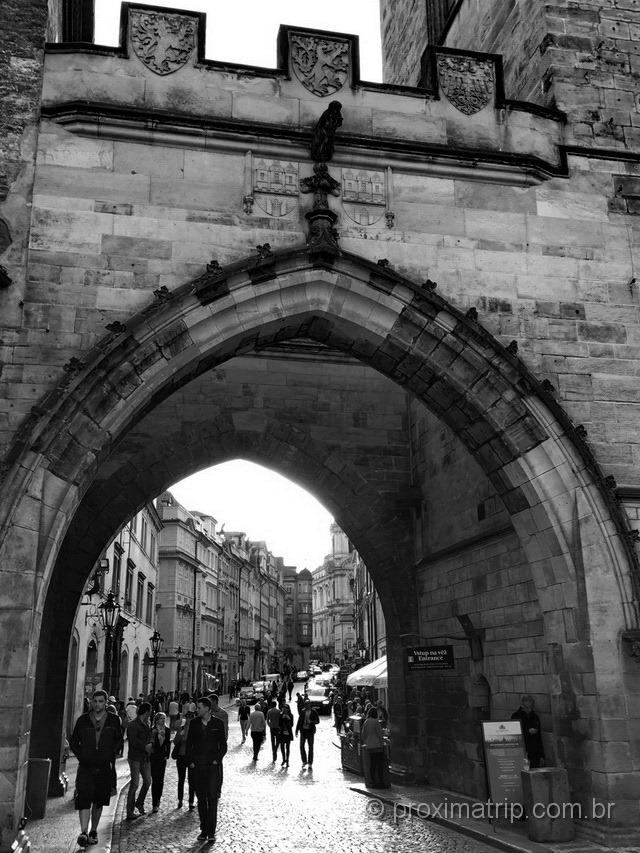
[1,245,638,815]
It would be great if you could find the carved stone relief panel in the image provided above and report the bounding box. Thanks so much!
[290,34,349,97]
[342,168,389,227]
[253,158,300,218]
[436,54,495,116]
[129,9,197,75]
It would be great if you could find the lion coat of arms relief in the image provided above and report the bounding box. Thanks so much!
[129,10,197,75]
[290,35,349,97]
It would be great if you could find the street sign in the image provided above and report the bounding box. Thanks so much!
[406,645,454,670]
[482,721,525,806]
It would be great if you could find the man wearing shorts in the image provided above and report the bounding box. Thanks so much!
[70,689,123,848]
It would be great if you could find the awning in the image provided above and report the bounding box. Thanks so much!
[346,655,386,689]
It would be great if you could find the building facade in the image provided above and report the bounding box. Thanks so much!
[66,503,162,732]
[311,525,357,664]
[352,549,386,667]
[282,565,313,669]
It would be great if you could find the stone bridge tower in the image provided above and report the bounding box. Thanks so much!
[0,1,640,848]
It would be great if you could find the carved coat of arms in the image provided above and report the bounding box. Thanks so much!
[290,35,349,97]
[253,158,299,218]
[437,54,494,115]
[129,10,197,75]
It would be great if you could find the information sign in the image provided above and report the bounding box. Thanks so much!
[406,645,454,670]
[482,721,526,806]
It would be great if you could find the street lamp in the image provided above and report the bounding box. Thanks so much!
[150,629,163,695]
[175,645,184,694]
[99,592,120,694]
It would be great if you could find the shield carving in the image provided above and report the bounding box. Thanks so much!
[290,35,349,97]
[437,54,494,116]
[129,10,197,76]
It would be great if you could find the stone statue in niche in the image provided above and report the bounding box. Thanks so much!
[437,54,494,115]
[309,101,343,163]
[129,9,197,75]
[290,35,349,96]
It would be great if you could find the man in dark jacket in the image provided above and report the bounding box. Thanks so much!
[187,697,227,842]
[125,701,152,819]
[295,699,320,768]
[70,689,123,848]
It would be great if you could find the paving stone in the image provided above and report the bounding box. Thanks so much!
[113,717,498,853]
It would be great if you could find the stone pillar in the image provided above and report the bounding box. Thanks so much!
[387,631,427,784]
[522,768,575,842]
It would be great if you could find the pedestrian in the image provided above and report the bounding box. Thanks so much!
[295,692,304,716]
[376,699,389,727]
[168,695,179,731]
[186,697,227,843]
[125,701,152,819]
[237,699,250,742]
[295,699,320,769]
[361,707,386,788]
[249,702,266,761]
[208,693,228,739]
[69,689,123,848]
[332,694,342,735]
[279,703,294,767]
[286,675,294,701]
[266,700,281,761]
[172,717,195,810]
[149,711,171,813]
[511,695,545,768]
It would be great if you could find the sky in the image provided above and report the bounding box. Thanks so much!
[94,0,383,81]
[93,1,382,571]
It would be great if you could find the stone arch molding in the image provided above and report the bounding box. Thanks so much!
[1,245,638,642]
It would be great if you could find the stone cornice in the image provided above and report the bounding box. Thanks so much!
[41,100,567,185]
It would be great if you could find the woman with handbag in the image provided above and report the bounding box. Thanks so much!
[149,712,171,813]
[172,716,195,809]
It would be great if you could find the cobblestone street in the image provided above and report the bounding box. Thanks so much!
[113,708,499,853]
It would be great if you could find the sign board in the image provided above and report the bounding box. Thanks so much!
[482,721,525,806]
[406,645,454,670]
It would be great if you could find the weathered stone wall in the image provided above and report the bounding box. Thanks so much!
[379,0,428,86]
[380,1,640,152]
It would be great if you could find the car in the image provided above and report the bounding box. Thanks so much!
[235,685,257,705]
[314,674,334,689]
[295,670,308,681]
[306,687,332,715]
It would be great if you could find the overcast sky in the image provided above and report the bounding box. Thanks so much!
[94,1,382,571]
[95,0,383,80]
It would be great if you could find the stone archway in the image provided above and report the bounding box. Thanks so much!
[1,246,639,833]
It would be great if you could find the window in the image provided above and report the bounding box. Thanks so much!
[141,516,148,553]
[136,574,145,619]
[124,559,135,610]
[302,624,310,636]
[111,543,123,592]
[149,531,157,563]
[146,584,154,625]
[300,603,310,614]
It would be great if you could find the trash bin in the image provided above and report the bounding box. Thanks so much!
[26,758,51,819]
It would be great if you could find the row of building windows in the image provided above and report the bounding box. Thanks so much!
[110,543,154,624]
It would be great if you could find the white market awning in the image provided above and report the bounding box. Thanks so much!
[346,655,387,689]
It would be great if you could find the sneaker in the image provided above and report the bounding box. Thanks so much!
[135,804,146,815]
[87,830,98,845]
[125,813,139,822]
[197,831,207,841]
[152,806,159,813]
[206,836,216,842]
[189,803,195,810]
[177,801,183,809]
[77,832,89,848]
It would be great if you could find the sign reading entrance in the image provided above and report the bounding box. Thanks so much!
[482,721,525,806]
[406,645,454,670]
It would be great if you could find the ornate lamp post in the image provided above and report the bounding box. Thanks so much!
[99,591,120,694]
[150,629,163,695]
[175,645,184,694]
